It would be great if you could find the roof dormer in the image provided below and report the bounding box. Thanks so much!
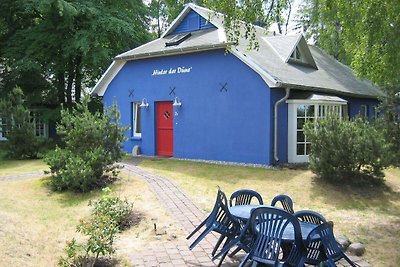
[265,34,318,69]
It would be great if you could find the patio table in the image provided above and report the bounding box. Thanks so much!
[229,204,319,242]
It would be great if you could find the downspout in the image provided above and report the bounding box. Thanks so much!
[274,88,291,162]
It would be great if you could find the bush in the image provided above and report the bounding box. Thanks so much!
[376,90,400,166]
[59,188,133,267]
[45,96,126,192]
[0,87,46,159]
[304,115,389,183]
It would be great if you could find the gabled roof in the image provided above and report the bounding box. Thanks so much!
[92,3,382,98]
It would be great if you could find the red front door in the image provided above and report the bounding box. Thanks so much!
[156,102,173,156]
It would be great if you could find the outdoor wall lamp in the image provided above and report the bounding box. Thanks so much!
[139,98,149,108]
[172,97,182,107]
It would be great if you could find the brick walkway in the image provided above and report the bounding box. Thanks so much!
[122,162,371,267]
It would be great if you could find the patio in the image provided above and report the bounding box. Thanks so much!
[122,161,371,267]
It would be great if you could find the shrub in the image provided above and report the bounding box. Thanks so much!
[0,87,45,159]
[304,115,389,183]
[45,96,126,192]
[59,188,133,267]
[376,90,400,166]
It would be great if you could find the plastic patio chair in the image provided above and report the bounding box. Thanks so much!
[294,210,327,225]
[239,207,307,267]
[229,189,264,206]
[240,207,306,267]
[271,194,295,214]
[186,187,241,260]
[295,210,327,265]
[307,222,358,267]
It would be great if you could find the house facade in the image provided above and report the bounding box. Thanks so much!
[92,4,382,165]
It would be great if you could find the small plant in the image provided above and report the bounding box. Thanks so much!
[304,115,389,184]
[59,188,133,267]
[45,96,126,192]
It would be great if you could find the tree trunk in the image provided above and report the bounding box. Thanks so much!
[56,72,65,104]
[74,55,83,102]
[66,61,75,104]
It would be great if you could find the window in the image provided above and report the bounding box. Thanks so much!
[0,116,9,141]
[288,98,347,163]
[132,102,142,138]
[360,105,368,117]
[290,47,302,61]
[32,113,48,137]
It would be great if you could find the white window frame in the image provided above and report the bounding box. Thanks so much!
[132,102,142,138]
[0,117,6,141]
[287,99,347,163]
[360,105,368,117]
[32,113,48,138]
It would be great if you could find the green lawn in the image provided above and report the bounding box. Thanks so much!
[140,159,400,267]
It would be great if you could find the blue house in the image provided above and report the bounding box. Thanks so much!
[91,4,382,165]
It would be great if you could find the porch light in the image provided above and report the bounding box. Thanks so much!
[139,98,149,108]
[172,97,182,107]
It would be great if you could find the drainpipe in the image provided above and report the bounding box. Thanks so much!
[274,88,291,162]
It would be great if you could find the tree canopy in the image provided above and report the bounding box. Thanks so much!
[299,0,400,88]
[0,0,150,106]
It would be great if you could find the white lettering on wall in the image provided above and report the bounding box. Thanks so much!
[151,66,193,76]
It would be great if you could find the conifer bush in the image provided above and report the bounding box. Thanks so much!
[45,97,126,192]
[304,115,389,183]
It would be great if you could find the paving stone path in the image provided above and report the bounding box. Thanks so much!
[121,162,372,267]
[0,171,44,181]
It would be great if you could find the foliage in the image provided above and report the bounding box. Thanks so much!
[304,115,389,183]
[0,87,47,159]
[0,0,150,105]
[376,88,400,166]
[205,0,294,49]
[45,96,126,192]
[147,0,294,47]
[59,188,133,267]
[298,0,400,88]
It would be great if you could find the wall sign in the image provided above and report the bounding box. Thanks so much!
[152,66,193,76]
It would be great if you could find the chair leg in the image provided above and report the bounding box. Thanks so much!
[217,250,230,267]
[228,246,242,257]
[187,219,207,240]
[239,253,250,267]
[212,235,226,256]
[343,254,359,267]
[189,226,214,250]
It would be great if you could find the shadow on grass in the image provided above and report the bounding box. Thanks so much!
[39,176,110,207]
[310,175,400,215]
[138,158,309,185]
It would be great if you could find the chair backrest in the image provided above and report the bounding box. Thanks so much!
[248,207,306,266]
[294,210,327,225]
[271,194,295,214]
[307,222,345,263]
[229,189,263,206]
[208,187,241,235]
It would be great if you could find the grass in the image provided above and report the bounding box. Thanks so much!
[0,172,183,266]
[0,144,49,176]
[140,159,400,267]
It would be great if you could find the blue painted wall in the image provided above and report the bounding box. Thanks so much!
[172,10,216,34]
[343,97,379,119]
[103,49,272,164]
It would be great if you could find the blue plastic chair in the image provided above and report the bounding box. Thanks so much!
[271,194,295,214]
[229,189,264,206]
[295,210,327,265]
[240,207,306,267]
[307,222,358,267]
[294,210,327,225]
[186,187,241,260]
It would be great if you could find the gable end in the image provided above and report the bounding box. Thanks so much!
[171,10,216,34]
